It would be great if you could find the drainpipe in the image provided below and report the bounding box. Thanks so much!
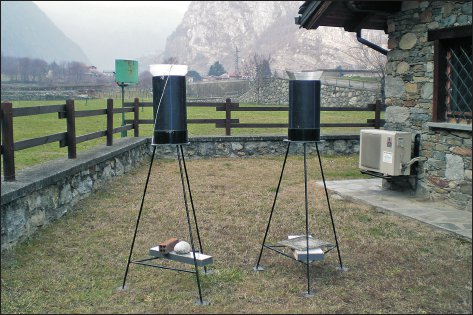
[356,29,388,55]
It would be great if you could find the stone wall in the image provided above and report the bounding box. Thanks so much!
[1,135,359,252]
[186,80,251,100]
[0,84,110,102]
[153,135,360,159]
[320,84,380,107]
[239,77,380,106]
[383,1,472,211]
[1,138,152,252]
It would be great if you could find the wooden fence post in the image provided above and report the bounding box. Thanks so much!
[106,98,113,146]
[66,99,77,158]
[225,98,232,136]
[374,99,382,129]
[1,102,15,181]
[134,97,140,137]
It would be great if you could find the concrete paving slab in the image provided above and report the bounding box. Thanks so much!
[318,178,472,241]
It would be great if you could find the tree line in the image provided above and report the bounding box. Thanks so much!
[0,54,112,85]
[1,53,275,89]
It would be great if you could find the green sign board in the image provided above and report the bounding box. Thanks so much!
[115,59,139,84]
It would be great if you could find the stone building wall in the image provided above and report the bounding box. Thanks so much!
[383,1,472,210]
[239,78,380,107]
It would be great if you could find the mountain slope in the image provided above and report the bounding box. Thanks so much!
[1,1,90,64]
[157,1,386,75]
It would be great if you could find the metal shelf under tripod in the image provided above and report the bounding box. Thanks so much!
[253,140,347,297]
[121,143,212,306]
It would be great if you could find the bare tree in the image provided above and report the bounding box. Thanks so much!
[47,61,61,83]
[240,56,255,79]
[365,47,387,103]
[341,30,388,102]
[1,55,19,81]
[18,57,31,82]
[67,61,87,84]
[30,58,48,82]
[251,53,272,104]
[162,57,179,64]
[138,70,152,88]
[58,61,69,83]
[254,53,272,79]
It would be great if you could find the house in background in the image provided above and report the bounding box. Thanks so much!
[296,1,472,211]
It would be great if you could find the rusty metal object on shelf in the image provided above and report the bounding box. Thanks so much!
[158,238,180,254]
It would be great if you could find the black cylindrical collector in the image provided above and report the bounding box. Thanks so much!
[288,80,321,142]
[152,75,188,145]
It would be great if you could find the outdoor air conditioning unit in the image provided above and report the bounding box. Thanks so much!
[359,129,412,176]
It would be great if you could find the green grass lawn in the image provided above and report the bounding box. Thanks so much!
[1,156,471,313]
[2,98,383,171]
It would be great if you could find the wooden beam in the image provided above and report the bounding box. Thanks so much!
[344,12,374,32]
[1,102,15,181]
[303,1,334,30]
[106,99,113,146]
[428,25,472,41]
[432,40,447,122]
[351,1,402,13]
[13,104,66,117]
[17,132,67,150]
[65,100,76,159]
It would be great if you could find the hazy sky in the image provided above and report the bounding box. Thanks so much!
[33,1,191,71]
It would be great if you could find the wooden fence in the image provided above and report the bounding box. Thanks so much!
[0,98,385,181]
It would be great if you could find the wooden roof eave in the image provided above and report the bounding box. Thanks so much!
[298,1,335,30]
[297,1,402,32]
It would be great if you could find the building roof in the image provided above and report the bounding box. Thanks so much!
[295,1,402,32]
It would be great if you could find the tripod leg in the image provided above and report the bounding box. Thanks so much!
[179,145,209,274]
[303,143,314,297]
[315,142,345,271]
[254,141,291,271]
[177,145,207,305]
[121,145,157,290]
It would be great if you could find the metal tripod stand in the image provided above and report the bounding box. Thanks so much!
[254,140,346,297]
[121,144,210,305]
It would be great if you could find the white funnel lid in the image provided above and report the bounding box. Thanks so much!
[285,70,323,80]
[150,64,188,76]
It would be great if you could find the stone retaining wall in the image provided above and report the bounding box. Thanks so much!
[1,135,359,252]
[239,77,380,106]
[154,135,359,158]
[1,138,152,252]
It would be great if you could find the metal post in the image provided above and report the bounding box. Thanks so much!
[121,146,157,290]
[315,142,345,271]
[303,143,314,297]
[120,83,127,137]
[177,145,207,305]
[254,142,291,271]
[253,141,345,296]
[133,98,139,137]
[180,145,208,274]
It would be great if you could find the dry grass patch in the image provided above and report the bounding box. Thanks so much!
[1,154,471,314]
